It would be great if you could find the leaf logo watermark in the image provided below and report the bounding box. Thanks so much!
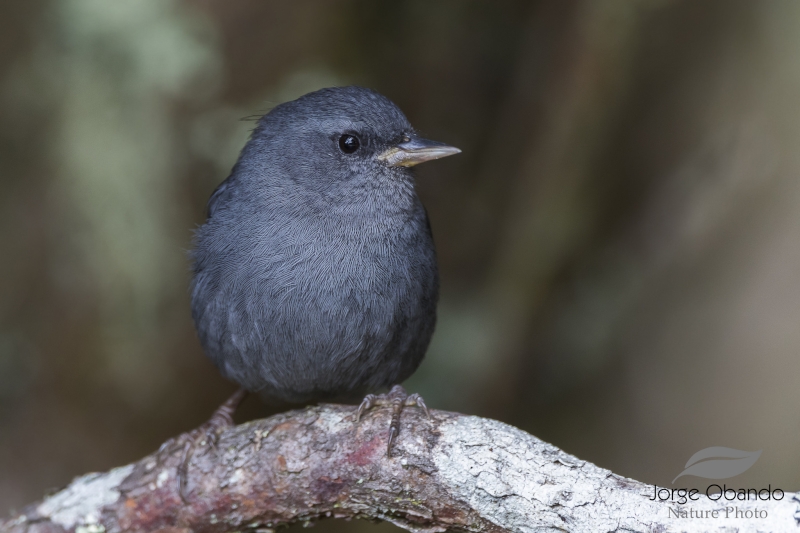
[672,447,762,484]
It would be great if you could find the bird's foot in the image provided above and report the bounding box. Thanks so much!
[356,384,430,456]
[157,388,247,502]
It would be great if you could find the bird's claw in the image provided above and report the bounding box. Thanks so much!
[405,393,430,419]
[156,389,246,502]
[356,393,377,422]
[387,425,400,453]
[355,385,431,456]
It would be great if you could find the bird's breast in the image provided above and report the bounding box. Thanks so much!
[191,203,438,399]
[272,212,434,300]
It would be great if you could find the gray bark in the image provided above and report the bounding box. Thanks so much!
[2,405,797,533]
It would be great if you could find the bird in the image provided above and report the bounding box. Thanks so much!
[169,86,459,499]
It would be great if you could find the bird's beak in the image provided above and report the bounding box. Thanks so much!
[377,135,461,167]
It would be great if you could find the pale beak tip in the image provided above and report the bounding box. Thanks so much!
[378,137,461,167]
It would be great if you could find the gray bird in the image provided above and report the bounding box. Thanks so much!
[172,86,459,497]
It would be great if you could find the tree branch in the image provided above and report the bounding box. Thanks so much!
[2,405,797,533]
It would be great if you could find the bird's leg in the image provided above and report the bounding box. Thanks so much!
[356,384,430,456]
[157,388,247,502]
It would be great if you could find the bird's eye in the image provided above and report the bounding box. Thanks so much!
[338,134,360,154]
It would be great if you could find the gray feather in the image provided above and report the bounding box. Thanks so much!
[191,87,439,402]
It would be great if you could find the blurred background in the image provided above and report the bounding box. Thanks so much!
[2,0,800,526]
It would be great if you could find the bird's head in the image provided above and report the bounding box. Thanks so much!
[244,86,460,201]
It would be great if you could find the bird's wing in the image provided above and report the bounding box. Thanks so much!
[422,206,435,241]
[207,174,236,219]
